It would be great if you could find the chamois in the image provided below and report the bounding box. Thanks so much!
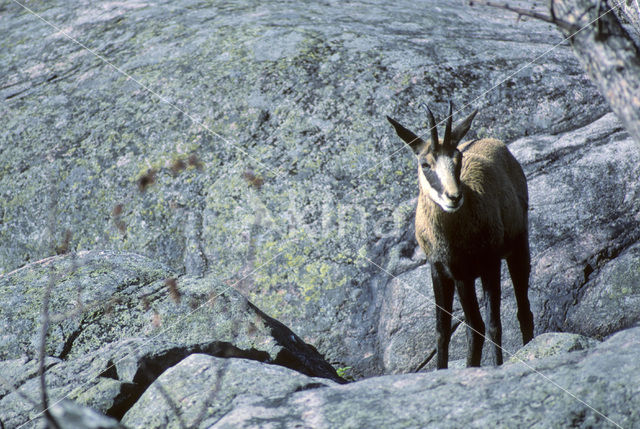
[387,102,534,369]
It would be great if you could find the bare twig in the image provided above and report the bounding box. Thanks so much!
[472,0,640,143]
[192,360,229,428]
[38,266,60,429]
[469,0,577,30]
[126,346,188,429]
[37,161,61,429]
[151,381,188,429]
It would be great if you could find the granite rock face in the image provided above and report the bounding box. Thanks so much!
[121,354,337,428]
[2,0,640,427]
[2,0,632,379]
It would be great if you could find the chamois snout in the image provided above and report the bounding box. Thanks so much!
[445,191,462,204]
[445,190,462,206]
[388,101,470,214]
[419,152,464,213]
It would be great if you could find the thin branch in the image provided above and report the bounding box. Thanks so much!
[39,264,61,429]
[150,380,188,429]
[468,0,577,30]
[191,360,229,427]
[414,320,463,372]
[38,164,61,429]
[128,347,187,429]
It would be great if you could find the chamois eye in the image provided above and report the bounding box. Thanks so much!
[423,154,436,168]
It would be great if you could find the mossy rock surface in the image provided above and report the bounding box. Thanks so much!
[508,332,600,364]
[0,250,342,428]
[2,0,639,379]
[0,251,169,361]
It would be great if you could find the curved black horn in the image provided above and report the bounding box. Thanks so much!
[420,103,439,150]
[443,100,453,148]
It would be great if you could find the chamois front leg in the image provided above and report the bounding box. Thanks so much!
[481,259,503,365]
[431,263,455,369]
[456,278,485,367]
[507,234,534,345]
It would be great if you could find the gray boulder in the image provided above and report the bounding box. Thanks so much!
[514,113,640,337]
[50,400,126,429]
[1,334,338,428]
[209,327,640,428]
[508,332,600,363]
[0,250,342,382]
[121,354,336,428]
[0,251,170,361]
[565,242,640,338]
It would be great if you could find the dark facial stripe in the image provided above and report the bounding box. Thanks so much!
[423,168,444,194]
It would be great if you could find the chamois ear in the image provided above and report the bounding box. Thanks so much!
[386,116,427,155]
[450,109,478,147]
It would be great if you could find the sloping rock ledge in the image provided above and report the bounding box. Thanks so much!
[125,327,640,428]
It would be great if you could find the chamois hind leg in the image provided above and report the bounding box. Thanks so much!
[431,263,455,369]
[455,278,485,367]
[507,234,534,345]
[481,259,503,366]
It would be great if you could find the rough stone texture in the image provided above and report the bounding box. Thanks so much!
[1,0,629,379]
[513,113,640,336]
[0,250,342,377]
[0,251,170,361]
[4,331,610,428]
[551,0,640,150]
[0,337,196,428]
[121,354,336,428]
[208,327,640,428]
[0,333,339,428]
[613,0,640,37]
[3,0,640,427]
[41,327,632,429]
[508,332,600,363]
[50,400,126,429]
[0,356,61,398]
[565,242,640,338]
[1,339,134,429]
[0,251,343,428]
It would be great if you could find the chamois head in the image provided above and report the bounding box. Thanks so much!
[387,102,478,213]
